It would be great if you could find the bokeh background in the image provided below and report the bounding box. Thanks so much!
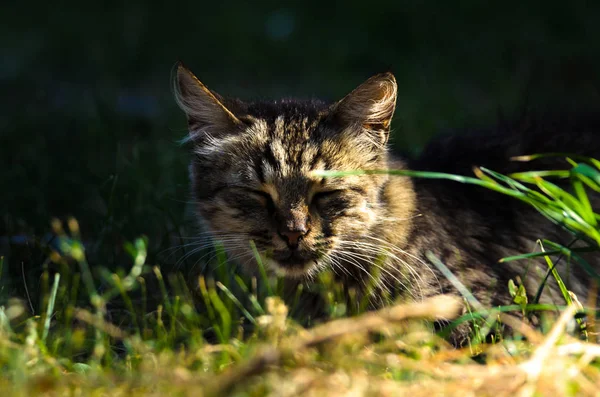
[2,1,600,299]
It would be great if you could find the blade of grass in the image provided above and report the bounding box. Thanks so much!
[234,275,264,315]
[508,170,570,180]
[198,276,223,341]
[438,303,572,337]
[499,247,597,263]
[249,240,273,296]
[41,273,60,344]
[153,266,172,315]
[511,153,600,169]
[575,173,600,193]
[137,276,147,335]
[480,167,534,191]
[217,281,256,325]
[426,251,482,311]
[542,240,600,280]
[111,274,141,336]
[572,163,600,185]
[208,280,232,342]
[61,238,100,308]
[534,178,587,218]
[571,177,596,226]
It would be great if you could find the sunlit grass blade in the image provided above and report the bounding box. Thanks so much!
[572,163,600,185]
[111,273,141,336]
[575,173,600,194]
[137,276,148,335]
[217,281,256,325]
[534,178,587,218]
[215,243,230,285]
[511,153,600,169]
[41,273,60,344]
[60,237,102,309]
[198,276,220,340]
[208,280,232,342]
[480,167,532,191]
[153,266,172,316]
[234,275,264,315]
[122,236,148,289]
[438,303,571,338]
[508,170,570,181]
[538,242,573,306]
[500,244,597,264]
[571,177,596,226]
[249,240,273,296]
[426,251,482,311]
[541,240,600,280]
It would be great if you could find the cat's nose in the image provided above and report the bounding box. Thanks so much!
[279,227,308,248]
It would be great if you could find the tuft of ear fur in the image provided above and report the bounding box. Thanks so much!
[174,62,242,141]
[331,72,398,145]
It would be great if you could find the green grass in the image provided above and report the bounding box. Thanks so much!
[1,156,600,396]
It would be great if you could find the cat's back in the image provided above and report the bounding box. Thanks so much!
[393,112,600,307]
[411,111,600,175]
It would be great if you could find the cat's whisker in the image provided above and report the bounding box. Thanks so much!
[187,243,250,275]
[160,233,246,258]
[218,250,254,271]
[331,251,389,308]
[326,252,354,279]
[158,237,215,256]
[360,235,443,295]
[172,244,215,269]
[336,250,412,299]
[325,252,367,288]
[336,239,424,291]
[180,239,251,271]
[331,250,392,295]
[334,242,423,301]
[326,252,353,280]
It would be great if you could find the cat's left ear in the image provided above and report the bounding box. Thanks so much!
[174,62,243,141]
[330,72,397,145]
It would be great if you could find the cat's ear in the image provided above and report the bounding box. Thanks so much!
[174,62,243,140]
[331,72,397,145]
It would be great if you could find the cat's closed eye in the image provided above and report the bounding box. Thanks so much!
[312,190,344,203]
[312,190,359,214]
[247,189,275,209]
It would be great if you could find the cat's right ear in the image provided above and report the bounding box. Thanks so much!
[330,72,397,146]
[174,62,242,141]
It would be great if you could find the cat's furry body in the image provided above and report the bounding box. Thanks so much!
[175,63,599,340]
[399,121,599,308]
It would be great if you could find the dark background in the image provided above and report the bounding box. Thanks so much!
[2,1,600,296]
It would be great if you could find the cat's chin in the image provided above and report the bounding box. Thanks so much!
[266,258,315,278]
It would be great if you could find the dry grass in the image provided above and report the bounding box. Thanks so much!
[2,292,599,396]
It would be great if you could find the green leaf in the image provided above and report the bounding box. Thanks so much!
[571,177,596,226]
[508,279,517,298]
[513,284,528,307]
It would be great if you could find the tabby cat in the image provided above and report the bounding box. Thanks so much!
[174,63,599,338]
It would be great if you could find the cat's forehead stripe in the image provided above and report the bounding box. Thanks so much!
[246,113,377,186]
[301,145,319,169]
[273,116,285,138]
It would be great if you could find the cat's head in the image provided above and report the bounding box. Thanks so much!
[175,63,398,277]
